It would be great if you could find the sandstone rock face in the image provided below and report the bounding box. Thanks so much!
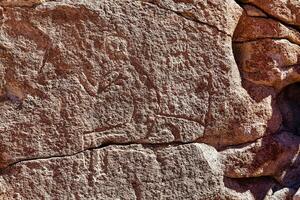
[233,12,300,90]
[0,0,45,7]
[0,0,299,199]
[1,144,224,199]
[239,0,300,27]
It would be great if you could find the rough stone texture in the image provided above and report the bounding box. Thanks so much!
[233,12,300,90]
[144,0,241,36]
[0,144,225,199]
[221,132,300,180]
[0,0,45,7]
[0,0,299,199]
[239,0,300,27]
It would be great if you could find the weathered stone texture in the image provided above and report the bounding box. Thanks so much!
[0,0,299,199]
[0,0,45,7]
[0,144,224,199]
[239,0,300,26]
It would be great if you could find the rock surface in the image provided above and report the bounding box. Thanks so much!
[294,188,300,200]
[238,0,300,27]
[0,144,225,199]
[0,0,45,7]
[0,0,299,199]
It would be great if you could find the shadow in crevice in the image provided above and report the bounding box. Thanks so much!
[231,11,281,139]
[224,82,300,198]
[277,154,300,189]
[229,3,300,197]
[272,81,300,189]
[224,176,280,200]
[277,82,300,136]
[241,79,277,103]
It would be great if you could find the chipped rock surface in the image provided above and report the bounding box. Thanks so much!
[0,0,299,199]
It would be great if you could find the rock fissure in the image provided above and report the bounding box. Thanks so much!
[277,82,300,136]
[38,45,51,73]
[140,1,232,37]
[233,38,300,48]
[2,141,198,171]
[236,0,300,31]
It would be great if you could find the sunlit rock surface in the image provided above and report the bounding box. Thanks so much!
[0,0,299,199]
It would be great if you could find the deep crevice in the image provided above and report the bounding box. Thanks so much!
[277,82,300,136]
[224,176,292,200]
[230,1,300,196]
[233,37,300,48]
[0,140,196,173]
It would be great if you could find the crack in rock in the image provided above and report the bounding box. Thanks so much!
[140,0,233,37]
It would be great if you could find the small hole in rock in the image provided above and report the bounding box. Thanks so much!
[0,87,23,109]
[277,82,300,136]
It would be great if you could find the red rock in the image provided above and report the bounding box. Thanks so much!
[0,0,299,199]
[240,0,300,27]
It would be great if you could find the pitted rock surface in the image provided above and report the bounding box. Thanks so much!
[0,0,300,199]
[0,0,45,7]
